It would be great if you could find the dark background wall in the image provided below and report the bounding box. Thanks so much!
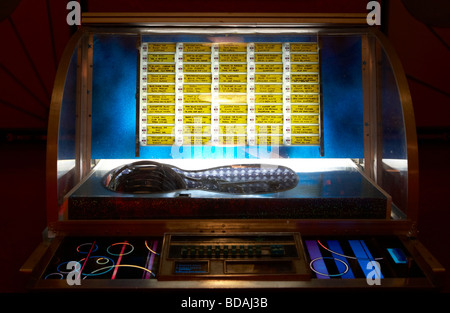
[0,0,449,294]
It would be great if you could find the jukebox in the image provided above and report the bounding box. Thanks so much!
[21,13,444,290]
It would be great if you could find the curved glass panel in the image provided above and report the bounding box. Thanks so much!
[378,45,408,218]
[56,48,78,205]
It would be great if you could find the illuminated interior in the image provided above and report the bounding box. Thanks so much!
[54,29,411,222]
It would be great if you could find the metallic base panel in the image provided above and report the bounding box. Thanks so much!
[158,233,310,281]
[67,159,390,220]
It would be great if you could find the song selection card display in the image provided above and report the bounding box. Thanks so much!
[139,42,320,146]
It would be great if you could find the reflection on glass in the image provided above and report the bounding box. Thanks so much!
[379,48,408,217]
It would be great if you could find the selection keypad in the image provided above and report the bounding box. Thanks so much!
[177,244,285,258]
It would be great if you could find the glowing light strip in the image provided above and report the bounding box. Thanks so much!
[107,242,134,256]
[149,240,158,278]
[309,257,349,277]
[77,241,96,280]
[348,240,383,279]
[76,242,98,254]
[387,248,407,264]
[79,255,115,279]
[145,240,159,255]
[326,240,355,279]
[143,252,151,279]
[359,240,384,279]
[317,240,383,261]
[111,241,127,280]
[144,240,159,279]
[83,265,153,279]
[305,240,329,279]
[44,273,64,280]
[57,261,81,274]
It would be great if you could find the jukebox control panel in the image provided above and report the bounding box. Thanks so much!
[37,232,428,288]
[158,233,311,280]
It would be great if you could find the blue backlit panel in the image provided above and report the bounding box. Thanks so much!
[91,35,137,159]
[91,34,363,159]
